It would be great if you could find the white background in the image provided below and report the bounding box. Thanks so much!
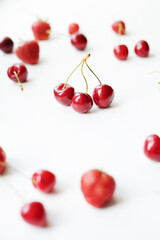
[0,0,160,239]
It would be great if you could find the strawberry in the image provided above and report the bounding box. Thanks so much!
[32,20,51,41]
[16,41,39,64]
[81,169,116,208]
[112,21,125,35]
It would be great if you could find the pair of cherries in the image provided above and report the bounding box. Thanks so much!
[112,21,150,60]
[54,54,114,113]
[0,147,56,227]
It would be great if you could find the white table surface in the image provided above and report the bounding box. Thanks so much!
[0,0,160,239]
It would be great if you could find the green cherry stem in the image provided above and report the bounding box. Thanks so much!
[85,61,102,85]
[81,62,88,94]
[13,71,23,91]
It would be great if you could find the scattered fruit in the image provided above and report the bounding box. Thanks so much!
[0,37,14,53]
[71,33,87,50]
[112,21,125,35]
[81,169,116,208]
[69,23,79,35]
[32,170,56,193]
[16,40,39,64]
[32,20,51,41]
[0,147,6,174]
[113,45,128,60]
[7,63,28,91]
[93,84,114,108]
[144,134,160,161]
[54,83,75,106]
[72,92,93,113]
[135,40,149,57]
[21,202,47,227]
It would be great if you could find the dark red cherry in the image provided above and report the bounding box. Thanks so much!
[32,170,56,193]
[21,202,47,227]
[71,34,87,50]
[113,45,128,60]
[93,84,114,108]
[7,64,28,83]
[54,83,75,106]
[144,134,160,161]
[0,147,6,174]
[112,21,125,35]
[72,92,93,113]
[0,37,14,53]
[135,40,149,57]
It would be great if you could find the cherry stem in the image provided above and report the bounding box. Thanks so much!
[81,62,88,94]
[13,71,23,91]
[85,61,102,85]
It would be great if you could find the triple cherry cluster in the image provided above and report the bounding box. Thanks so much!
[54,54,114,113]
[112,20,150,60]
[0,20,87,91]
[0,146,116,227]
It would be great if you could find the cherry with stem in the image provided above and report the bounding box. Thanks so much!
[13,71,23,91]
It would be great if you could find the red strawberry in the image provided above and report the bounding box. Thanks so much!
[32,20,51,41]
[16,41,39,64]
[112,21,125,35]
[81,169,116,208]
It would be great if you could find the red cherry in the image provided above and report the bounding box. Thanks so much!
[32,20,51,41]
[0,37,14,53]
[93,84,114,108]
[144,135,160,161]
[135,40,149,57]
[21,202,47,227]
[72,93,93,113]
[32,170,56,193]
[81,169,116,208]
[16,41,39,64]
[112,21,125,35]
[0,147,6,174]
[114,45,128,60]
[69,23,79,35]
[54,83,75,106]
[71,34,87,50]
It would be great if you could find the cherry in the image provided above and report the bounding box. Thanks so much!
[114,45,128,60]
[21,202,47,227]
[54,83,75,106]
[32,170,56,193]
[112,21,125,35]
[16,40,39,64]
[72,93,93,113]
[32,20,51,41]
[135,40,149,57]
[81,169,116,208]
[144,134,160,161]
[69,23,79,35]
[93,84,114,108]
[0,37,14,53]
[71,34,87,50]
[0,147,6,174]
[7,64,28,91]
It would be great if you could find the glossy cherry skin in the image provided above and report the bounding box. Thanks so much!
[32,170,56,193]
[144,135,160,161]
[54,83,75,106]
[32,20,51,40]
[0,147,6,174]
[114,45,128,60]
[93,84,114,108]
[72,93,93,113]
[71,34,87,50]
[81,169,116,208]
[112,21,125,35]
[21,202,47,227]
[16,41,39,64]
[7,64,28,83]
[135,40,149,57]
[69,23,79,35]
[0,37,14,53]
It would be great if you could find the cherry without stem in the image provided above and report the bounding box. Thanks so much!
[135,40,149,57]
[144,134,160,161]
[69,23,79,35]
[0,147,6,174]
[0,37,14,53]
[114,45,128,60]
[71,33,87,50]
